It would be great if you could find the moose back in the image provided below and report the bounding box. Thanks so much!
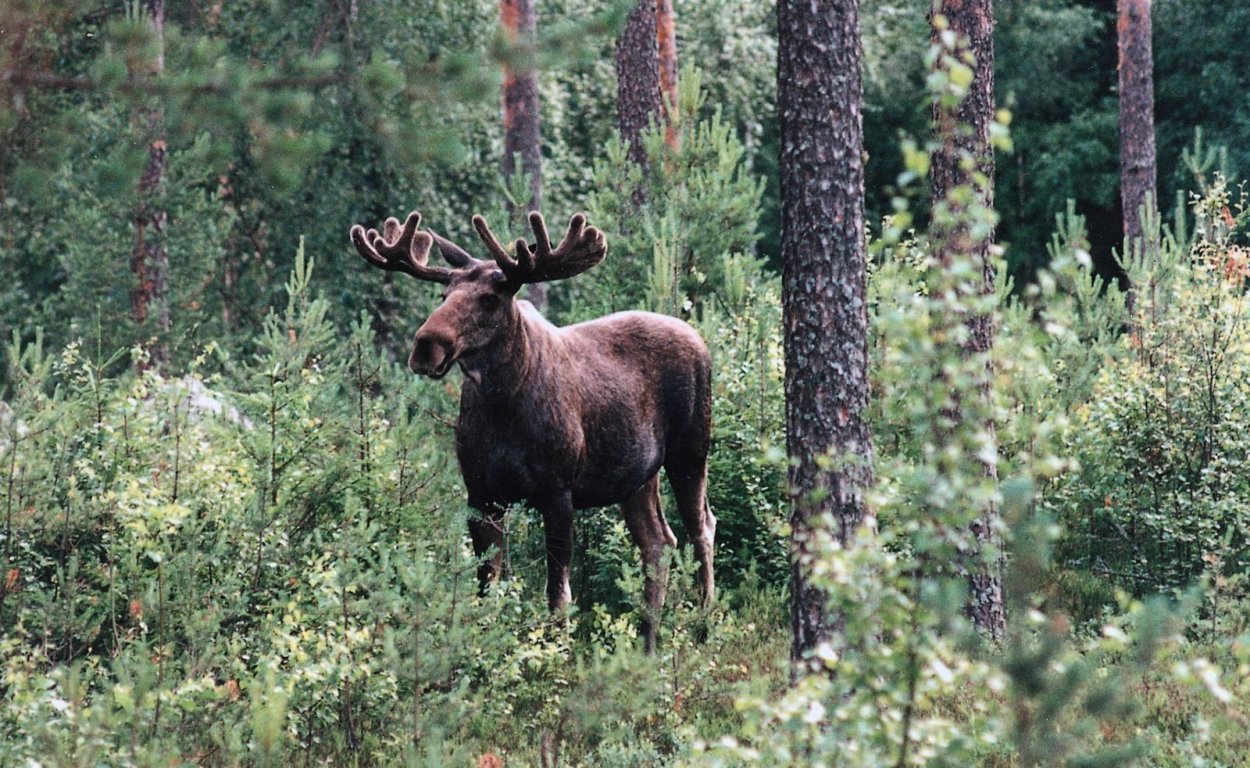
[351,209,715,650]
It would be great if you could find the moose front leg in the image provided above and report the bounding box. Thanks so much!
[536,492,575,612]
[467,503,506,594]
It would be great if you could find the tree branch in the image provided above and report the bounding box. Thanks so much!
[0,69,350,93]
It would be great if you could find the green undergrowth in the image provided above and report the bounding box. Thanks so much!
[0,245,793,767]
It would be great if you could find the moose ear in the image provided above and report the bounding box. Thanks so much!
[429,230,479,268]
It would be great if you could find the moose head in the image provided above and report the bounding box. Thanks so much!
[349,210,606,379]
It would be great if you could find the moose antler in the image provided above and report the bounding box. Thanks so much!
[350,211,455,284]
[472,211,607,284]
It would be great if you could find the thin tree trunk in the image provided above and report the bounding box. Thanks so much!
[615,0,661,176]
[501,0,545,308]
[655,0,679,150]
[1118,0,1157,251]
[130,0,169,368]
[929,0,1004,643]
[777,0,874,678]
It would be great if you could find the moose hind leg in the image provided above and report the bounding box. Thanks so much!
[667,459,716,609]
[623,474,671,653]
[467,503,505,594]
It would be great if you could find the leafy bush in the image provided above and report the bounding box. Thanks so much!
[1049,175,1250,611]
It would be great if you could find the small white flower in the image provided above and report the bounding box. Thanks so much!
[930,657,955,683]
[1102,625,1128,642]
[803,701,826,724]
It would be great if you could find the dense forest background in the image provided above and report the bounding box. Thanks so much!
[3,0,1250,765]
[5,0,1248,361]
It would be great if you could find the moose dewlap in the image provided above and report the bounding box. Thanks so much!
[351,209,715,651]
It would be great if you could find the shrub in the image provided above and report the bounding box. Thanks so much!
[1049,176,1250,608]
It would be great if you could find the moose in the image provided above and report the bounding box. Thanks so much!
[350,208,715,650]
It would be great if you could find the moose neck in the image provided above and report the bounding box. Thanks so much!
[460,300,553,401]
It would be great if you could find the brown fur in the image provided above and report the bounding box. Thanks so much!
[353,211,715,651]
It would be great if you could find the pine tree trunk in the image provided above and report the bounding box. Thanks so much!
[655,0,679,150]
[929,0,1004,643]
[130,0,169,368]
[615,0,661,175]
[1118,0,1157,250]
[500,0,545,308]
[777,0,874,677]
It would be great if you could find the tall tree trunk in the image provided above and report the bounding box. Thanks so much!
[655,0,679,150]
[1118,0,1157,251]
[777,0,874,677]
[131,0,169,368]
[929,0,1004,643]
[615,0,661,176]
[501,0,545,308]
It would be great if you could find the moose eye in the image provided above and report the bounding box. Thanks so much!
[477,294,501,311]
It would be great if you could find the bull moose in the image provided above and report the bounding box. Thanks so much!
[350,209,715,650]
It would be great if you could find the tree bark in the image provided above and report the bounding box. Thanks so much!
[500,0,545,308]
[1117,0,1157,250]
[777,0,874,677]
[130,0,170,368]
[655,0,678,150]
[615,0,661,174]
[929,0,1005,643]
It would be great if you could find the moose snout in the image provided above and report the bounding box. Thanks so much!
[409,330,456,378]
